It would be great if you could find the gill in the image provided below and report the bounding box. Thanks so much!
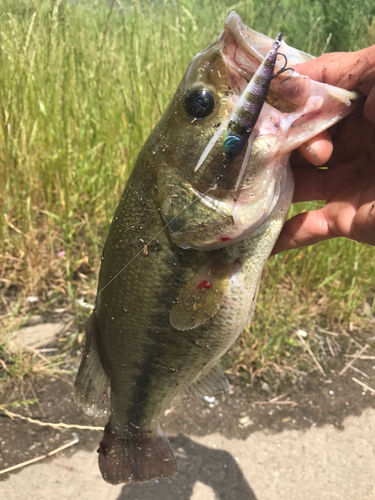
[194,31,292,192]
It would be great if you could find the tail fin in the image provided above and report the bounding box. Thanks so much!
[98,423,177,484]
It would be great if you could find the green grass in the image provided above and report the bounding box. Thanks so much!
[1,0,375,383]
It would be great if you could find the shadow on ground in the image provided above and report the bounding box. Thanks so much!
[118,435,257,500]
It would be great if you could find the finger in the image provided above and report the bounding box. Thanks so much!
[294,48,375,95]
[272,209,335,254]
[364,85,375,127]
[291,166,326,202]
[351,202,375,246]
[290,149,316,168]
[297,130,333,166]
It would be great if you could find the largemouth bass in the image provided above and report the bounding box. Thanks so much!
[75,11,358,485]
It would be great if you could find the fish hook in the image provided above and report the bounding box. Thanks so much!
[271,53,294,83]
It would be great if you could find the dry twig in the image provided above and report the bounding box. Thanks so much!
[0,408,103,431]
[344,355,375,360]
[0,359,9,372]
[252,400,297,406]
[269,391,290,403]
[0,436,79,476]
[352,377,375,395]
[339,344,369,376]
[317,327,339,337]
[348,365,370,379]
[326,336,335,357]
[296,331,325,376]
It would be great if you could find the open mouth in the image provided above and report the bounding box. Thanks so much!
[219,12,279,93]
[218,12,316,113]
[220,32,259,96]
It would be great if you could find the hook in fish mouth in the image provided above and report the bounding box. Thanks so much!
[271,53,294,83]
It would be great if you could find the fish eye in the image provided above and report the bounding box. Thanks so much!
[184,87,216,119]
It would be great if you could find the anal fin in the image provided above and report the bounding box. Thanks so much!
[170,254,233,331]
[74,313,110,417]
[179,364,230,400]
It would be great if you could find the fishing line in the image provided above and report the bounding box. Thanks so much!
[2,185,217,392]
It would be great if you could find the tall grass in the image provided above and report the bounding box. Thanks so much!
[1,0,375,377]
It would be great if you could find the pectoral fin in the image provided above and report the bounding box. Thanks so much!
[170,254,233,331]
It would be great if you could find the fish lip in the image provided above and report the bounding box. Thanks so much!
[218,11,271,85]
[221,11,264,64]
[222,11,315,67]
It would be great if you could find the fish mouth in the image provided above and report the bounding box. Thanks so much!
[220,11,314,81]
[218,12,315,108]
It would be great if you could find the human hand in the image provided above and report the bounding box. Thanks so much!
[273,46,375,254]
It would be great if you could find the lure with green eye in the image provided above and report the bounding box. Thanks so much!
[223,31,284,162]
[223,133,241,160]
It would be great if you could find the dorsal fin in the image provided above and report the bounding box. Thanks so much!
[74,314,110,417]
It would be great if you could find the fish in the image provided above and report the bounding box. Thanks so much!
[74,11,358,485]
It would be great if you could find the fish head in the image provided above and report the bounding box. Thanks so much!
[156,11,359,250]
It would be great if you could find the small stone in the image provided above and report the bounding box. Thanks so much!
[297,329,308,337]
[239,415,253,427]
[204,396,216,403]
[7,323,65,353]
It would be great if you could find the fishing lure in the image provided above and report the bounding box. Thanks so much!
[223,31,286,163]
[194,31,291,179]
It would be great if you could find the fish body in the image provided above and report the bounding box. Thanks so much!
[75,12,358,485]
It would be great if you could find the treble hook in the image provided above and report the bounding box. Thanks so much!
[271,53,294,83]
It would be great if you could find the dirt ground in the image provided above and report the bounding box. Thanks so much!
[1,355,375,499]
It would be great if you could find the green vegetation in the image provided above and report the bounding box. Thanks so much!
[1,0,375,383]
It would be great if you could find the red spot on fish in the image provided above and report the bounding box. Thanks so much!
[198,279,212,290]
[221,237,231,242]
